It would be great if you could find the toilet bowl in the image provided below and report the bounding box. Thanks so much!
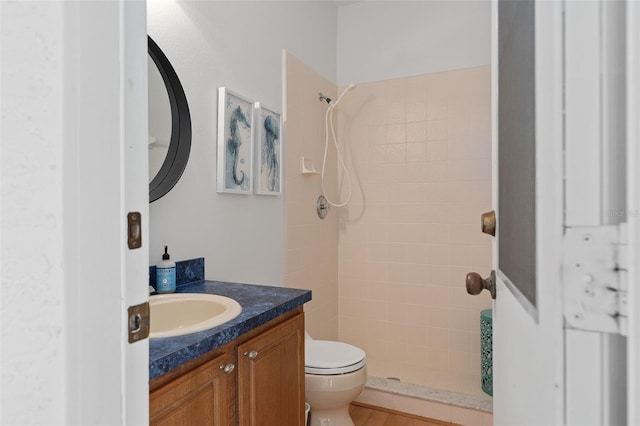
[305,333,367,426]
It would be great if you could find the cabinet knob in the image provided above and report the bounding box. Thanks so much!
[244,350,258,360]
[220,363,235,374]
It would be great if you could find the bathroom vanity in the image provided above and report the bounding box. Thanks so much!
[148,280,311,425]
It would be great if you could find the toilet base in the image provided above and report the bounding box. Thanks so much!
[305,367,366,426]
[310,406,354,426]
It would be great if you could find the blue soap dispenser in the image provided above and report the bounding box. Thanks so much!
[156,246,176,293]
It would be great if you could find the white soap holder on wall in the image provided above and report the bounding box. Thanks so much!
[300,156,320,175]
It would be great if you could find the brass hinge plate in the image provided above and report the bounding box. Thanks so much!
[563,225,628,335]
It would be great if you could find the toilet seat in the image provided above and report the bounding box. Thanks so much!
[305,340,366,375]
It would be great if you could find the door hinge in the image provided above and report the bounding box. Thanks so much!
[128,302,150,343]
[563,224,628,335]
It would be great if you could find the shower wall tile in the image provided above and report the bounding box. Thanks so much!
[407,101,427,123]
[337,66,492,397]
[407,142,428,162]
[283,52,339,340]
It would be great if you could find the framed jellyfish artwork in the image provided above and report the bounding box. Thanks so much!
[217,87,254,194]
[253,103,282,195]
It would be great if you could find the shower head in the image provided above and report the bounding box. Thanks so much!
[319,92,332,104]
[329,83,357,110]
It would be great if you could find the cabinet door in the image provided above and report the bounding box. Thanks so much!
[150,352,235,426]
[237,313,304,426]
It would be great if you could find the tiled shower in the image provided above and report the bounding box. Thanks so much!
[336,66,493,396]
[285,51,493,397]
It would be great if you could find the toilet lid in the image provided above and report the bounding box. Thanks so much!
[305,340,366,375]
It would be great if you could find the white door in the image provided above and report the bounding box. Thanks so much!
[488,1,565,424]
[486,1,636,425]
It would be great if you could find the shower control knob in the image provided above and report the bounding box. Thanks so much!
[317,195,329,219]
[220,363,235,374]
[466,270,496,299]
[244,350,258,360]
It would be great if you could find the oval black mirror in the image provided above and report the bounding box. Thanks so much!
[148,36,191,203]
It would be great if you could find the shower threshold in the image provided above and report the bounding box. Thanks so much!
[362,376,493,414]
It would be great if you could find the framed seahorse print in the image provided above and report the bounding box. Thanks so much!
[253,102,282,195]
[217,87,254,194]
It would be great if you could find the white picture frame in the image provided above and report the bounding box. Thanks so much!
[217,87,253,194]
[253,102,282,195]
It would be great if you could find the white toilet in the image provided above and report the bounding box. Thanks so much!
[305,332,367,426]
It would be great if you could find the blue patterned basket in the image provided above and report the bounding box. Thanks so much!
[481,309,493,396]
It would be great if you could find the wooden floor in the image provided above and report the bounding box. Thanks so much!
[349,403,450,426]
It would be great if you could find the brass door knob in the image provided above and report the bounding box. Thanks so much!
[481,210,496,236]
[466,270,496,299]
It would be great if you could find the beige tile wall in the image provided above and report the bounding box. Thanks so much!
[336,66,493,395]
[283,51,339,340]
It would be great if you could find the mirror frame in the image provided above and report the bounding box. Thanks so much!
[148,35,192,203]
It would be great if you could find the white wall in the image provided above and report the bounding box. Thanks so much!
[337,1,491,85]
[2,3,68,423]
[148,1,338,285]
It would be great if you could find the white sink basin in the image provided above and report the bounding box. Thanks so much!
[149,293,242,338]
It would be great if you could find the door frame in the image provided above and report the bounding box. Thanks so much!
[563,1,633,424]
[62,1,148,423]
[627,1,640,423]
[123,1,150,424]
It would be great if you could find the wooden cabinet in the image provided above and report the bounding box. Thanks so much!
[237,313,304,426]
[150,309,304,426]
[150,352,235,426]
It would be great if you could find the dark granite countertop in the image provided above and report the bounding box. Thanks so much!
[149,280,311,380]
